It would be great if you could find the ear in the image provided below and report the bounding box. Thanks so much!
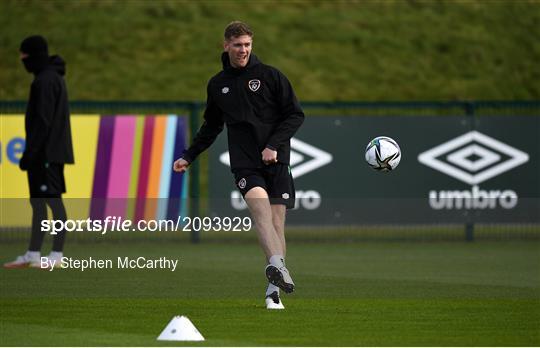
[223,40,229,52]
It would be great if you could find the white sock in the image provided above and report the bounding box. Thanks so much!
[49,251,63,259]
[266,283,280,296]
[25,251,40,260]
[269,255,285,268]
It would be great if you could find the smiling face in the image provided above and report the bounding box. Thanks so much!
[224,35,252,69]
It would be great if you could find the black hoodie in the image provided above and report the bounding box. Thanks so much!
[182,53,304,171]
[21,55,74,169]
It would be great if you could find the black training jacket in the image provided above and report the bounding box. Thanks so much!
[23,55,74,166]
[182,53,304,170]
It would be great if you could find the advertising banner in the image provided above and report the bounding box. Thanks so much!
[209,115,539,225]
[1,115,188,227]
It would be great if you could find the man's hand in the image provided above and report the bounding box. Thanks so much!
[173,158,190,173]
[262,147,278,165]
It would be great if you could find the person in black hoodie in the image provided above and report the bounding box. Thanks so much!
[4,35,74,269]
[173,21,304,309]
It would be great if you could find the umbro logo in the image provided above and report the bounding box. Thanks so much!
[219,137,333,179]
[248,79,260,92]
[222,87,229,94]
[418,131,529,185]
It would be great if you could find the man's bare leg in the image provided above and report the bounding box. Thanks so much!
[244,187,283,258]
[245,187,295,294]
[271,204,286,257]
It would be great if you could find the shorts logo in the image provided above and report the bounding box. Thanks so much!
[282,193,289,199]
[238,178,247,189]
[248,79,261,92]
[40,185,47,192]
[222,87,229,94]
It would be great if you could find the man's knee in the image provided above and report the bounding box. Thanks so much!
[29,198,47,214]
[245,187,274,224]
[47,198,67,219]
[245,186,268,199]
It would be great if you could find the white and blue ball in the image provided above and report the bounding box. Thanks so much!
[365,136,401,172]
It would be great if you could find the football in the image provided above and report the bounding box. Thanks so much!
[365,136,401,171]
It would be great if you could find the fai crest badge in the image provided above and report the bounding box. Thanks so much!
[248,79,261,92]
[238,178,247,189]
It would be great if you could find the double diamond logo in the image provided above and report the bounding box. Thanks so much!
[418,131,529,185]
[219,137,332,179]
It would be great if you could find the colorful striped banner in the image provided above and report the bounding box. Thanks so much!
[0,114,188,227]
[90,115,187,222]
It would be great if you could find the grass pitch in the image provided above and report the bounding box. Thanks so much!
[1,239,539,346]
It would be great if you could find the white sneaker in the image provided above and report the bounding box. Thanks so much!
[3,252,40,269]
[265,264,295,293]
[265,291,285,310]
[30,252,63,270]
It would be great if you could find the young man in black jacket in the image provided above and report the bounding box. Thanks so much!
[173,21,304,309]
[4,35,74,269]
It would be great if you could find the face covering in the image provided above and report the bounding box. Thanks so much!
[22,55,49,73]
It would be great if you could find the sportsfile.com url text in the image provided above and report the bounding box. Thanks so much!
[41,216,252,235]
